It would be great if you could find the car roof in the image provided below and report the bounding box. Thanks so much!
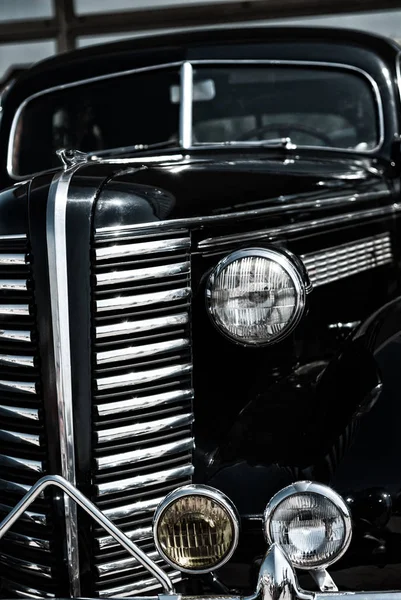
[11,24,401,90]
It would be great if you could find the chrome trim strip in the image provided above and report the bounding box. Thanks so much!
[96,363,192,391]
[102,496,164,521]
[8,62,183,180]
[0,404,38,420]
[0,478,31,494]
[97,413,193,444]
[199,203,399,251]
[306,256,392,286]
[0,234,26,240]
[396,52,401,113]
[100,573,181,597]
[96,550,160,577]
[0,329,31,342]
[96,311,189,337]
[47,167,81,595]
[1,580,55,599]
[98,191,394,235]
[0,429,40,446]
[8,58,386,181]
[0,253,27,265]
[96,338,189,365]
[0,279,27,291]
[0,379,36,394]
[180,61,193,149]
[97,288,190,313]
[97,463,194,496]
[302,233,393,287]
[97,525,153,550]
[0,304,29,315]
[199,207,391,249]
[96,436,194,469]
[96,261,190,286]
[0,475,175,594]
[0,353,34,368]
[0,503,46,526]
[5,530,50,551]
[96,237,190,261]
[0,553,52,578]
[96,388,193,417]
[0,454,42,473]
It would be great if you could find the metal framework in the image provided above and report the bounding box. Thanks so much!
[0,0,400,53]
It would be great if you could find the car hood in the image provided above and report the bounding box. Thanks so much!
[101,153,390,222]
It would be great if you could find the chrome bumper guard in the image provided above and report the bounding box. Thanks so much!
[1,475,401,600]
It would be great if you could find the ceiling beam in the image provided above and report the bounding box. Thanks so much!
[0,19,58,44]
[71,1,401,36]
[0,0,400,45]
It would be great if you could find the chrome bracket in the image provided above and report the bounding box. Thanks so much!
[310,569,338,592]
[0,474,175,595]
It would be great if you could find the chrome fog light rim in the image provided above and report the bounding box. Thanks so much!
[153,484,240,574]
[206,247,310,347]
[264,481,352,570]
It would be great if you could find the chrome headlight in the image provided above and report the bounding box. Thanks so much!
[153,485,239,573]
[264,481,352,569]
[206,247,310,346]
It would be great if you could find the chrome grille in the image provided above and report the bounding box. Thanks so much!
[302,232,393,287]
[0,236,58,599]
[92,228,194,597]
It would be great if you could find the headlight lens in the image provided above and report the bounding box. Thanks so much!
[153,485,239,573]
[264,481,352,569]
[206,248,309,346]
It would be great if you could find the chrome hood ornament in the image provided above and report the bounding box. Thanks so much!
[56,148,89,169]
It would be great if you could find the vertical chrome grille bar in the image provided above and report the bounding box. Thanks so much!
[47,167,81,597]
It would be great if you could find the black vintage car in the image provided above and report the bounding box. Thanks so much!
[0,23,401,600]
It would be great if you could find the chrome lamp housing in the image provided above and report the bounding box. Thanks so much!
[206,247,311,346]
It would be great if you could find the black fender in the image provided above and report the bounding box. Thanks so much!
[206,295,401,509]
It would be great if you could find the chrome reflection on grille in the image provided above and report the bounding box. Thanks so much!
[0,234,58,597]
[302,233,393,287]
[92,228,194,597]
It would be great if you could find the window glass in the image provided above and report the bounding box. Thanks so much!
[0,0,53,20]
[74,0,236,15]
[0,40,56,82]
[13,67,180,176]
[192,66,379,151]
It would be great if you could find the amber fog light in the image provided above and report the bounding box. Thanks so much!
[206,247,311,346]
[264,481,352,569]
[153,485,239,573]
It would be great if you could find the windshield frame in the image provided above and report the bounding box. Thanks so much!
[7,58,385,180]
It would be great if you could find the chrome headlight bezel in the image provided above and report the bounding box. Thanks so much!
[264,481,352,570]
[206,246,311,347]
[153,484,240,574]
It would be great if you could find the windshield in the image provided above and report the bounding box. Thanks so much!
[191,66,379,150]
[11,62,380,177]
[12,67,180,176]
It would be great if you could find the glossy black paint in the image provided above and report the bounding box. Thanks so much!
[1,25,401,598]
[89,147,401,592]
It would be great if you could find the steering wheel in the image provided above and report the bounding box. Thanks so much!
[236,122,333,146]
